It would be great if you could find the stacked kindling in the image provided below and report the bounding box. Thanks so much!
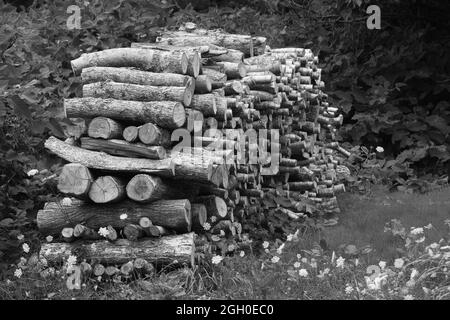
[39,22,351,267]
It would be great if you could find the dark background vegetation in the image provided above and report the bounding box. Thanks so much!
[0,0,449,275]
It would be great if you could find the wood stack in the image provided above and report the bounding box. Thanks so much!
[39,22,351,267]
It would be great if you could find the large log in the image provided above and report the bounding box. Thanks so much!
[45,136,175,177]
[39,233,195,266]
[57,163,93,199]
[83,81,193,107]
[37,199,192,234]
[88,176,126,204]
[71,48,189,75]
[64,98,185,129]
[138,123,172,148]
[190,94,217,116]
[80,137,166,160]
[80,67,194,88]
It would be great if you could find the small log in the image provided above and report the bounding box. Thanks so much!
[126,174,195,203]
[45,137,175,177]
[80,137,166,160]
[148,225,169,237]
[120,261,134,276]
[210,49,244,62]
[191,203,207,230]
[93,264,105,277]
[37,199,192,234]
[201,68,227,82]
[88,117,123,140]
[61,227,74,242]
[139,217,153,228]
[89,176,126,204]
[123,126,140,143]
[184,108,204,132]
[123,224,146,241]
[64,98,185,130]
[71,48,189,75]
[40,233,196,266]
[73,224,102,240]
[57,163,93,199]
[138,123,172,148]
[83,81,193,107]
[105,266,120,276]
[194,195,227,219]
[215,61,246,79]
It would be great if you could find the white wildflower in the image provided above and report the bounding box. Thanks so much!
[429,242,439,249]
[375,146,384,153]
[46,235,53,243]
[98,227,110,238]
[298,269,308,277]
[336,256,345,268]
[424,223,433,229]
[286,234,294,242]
[67,255,77,266]
[219,230,225,237]
[203,222,211,231]
[410,269,419,280]
[310,258,317,269]
[27,169,39,177]
[119,214,128,220]
[22,243,30,253]
[210,216,217,223]
[14,268,23,278]
[277,243,285,254]
[410,227,423,235]
[415,237,425,243]
[271,256,280,263]
[211,255,223,265]
[345,284,354,294]
[296,253,302,259]
[17,234,24,241]
[262,241,269,249]
[294,262,301,268]
[239,251,245,257]
[355,258,359,266]
[404,294,414,300]
[264,248,269,253]
[378,261,386,270]
[394,258,404,269]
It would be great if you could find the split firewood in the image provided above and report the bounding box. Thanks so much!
[80,137,166,160]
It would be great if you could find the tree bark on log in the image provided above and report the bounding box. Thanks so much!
[37,199,192,234]
[88,176,126,204]
[194,75,212,93]
[80,67,194,88]
[39,233,195,266]
[80,137,166,160]
[45,136,175,177]
[57,163,93,199]
[215,61,247,79]
[83,81,193,107]
[64,98,186,129]
[71,48,189,75]
[190,94,217,116]
[194,195,227,219]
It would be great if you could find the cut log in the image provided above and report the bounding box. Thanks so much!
[139,217,153,228]
[83,81,193,107]
[215,61,246,79]
[65,98,185,129]
[194,75,212,93]
[126,174,195,203]
[201,68,227,82]
[210,49,244,62]
[45,137,175,177]
[80,67,194,87]
[37,198,192,234]
[39,233,195,266]
[57,163,93,199]
[190,94,217,116]
[61,227,74,242]
[123,126,140,143]
[147,225,169,237]
[80,137,166,160]
[194,195,227,219]
[73,224,102,240]
[184,108,204,132]
[138,123,172,148]
[123,224,146,241]
[71,48,189,75]
[89,176,126,204]
[191,203,207,229]
[93,264,105,277]
[87,117,123,140]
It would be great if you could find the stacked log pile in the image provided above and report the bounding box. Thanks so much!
[39,22,351,269]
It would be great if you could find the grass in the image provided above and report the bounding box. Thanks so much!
[1,184,449,300]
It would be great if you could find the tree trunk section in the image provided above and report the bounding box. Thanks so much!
[57,163,93,199]
[88,176,126,204]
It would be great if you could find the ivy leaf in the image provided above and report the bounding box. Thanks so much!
[425,115,450,135]
[9,95,32,119]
